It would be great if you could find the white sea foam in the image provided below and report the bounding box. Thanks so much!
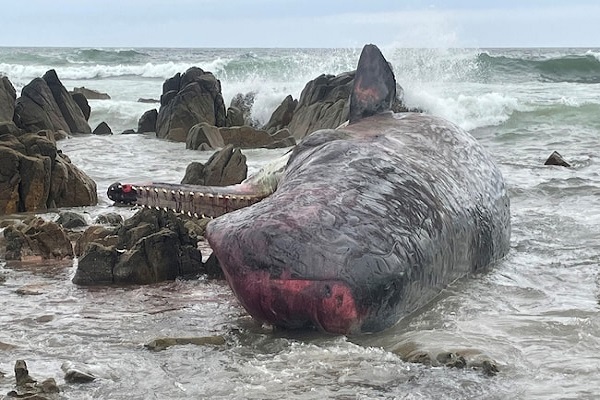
[406,89,522,131]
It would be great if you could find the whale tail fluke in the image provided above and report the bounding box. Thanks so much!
[349,44,397,124]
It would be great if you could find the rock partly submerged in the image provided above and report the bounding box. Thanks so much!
[0,131,97,215]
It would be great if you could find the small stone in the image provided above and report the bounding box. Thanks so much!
[64,369,96,383]
[92,121,113,135]
[57,211,87,229]
[544,151,571,167]
[94,212,123,226]
[39,378,60,393]
[15,284,46,296]
[145,336,226,351]
[15,360,36,386]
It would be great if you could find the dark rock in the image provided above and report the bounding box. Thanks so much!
[137,109,158,133]
[15,360,36,386]
[92,121,113,135]
[230,92,257,126]
[263,94,297,133]
[544,151,571,167]
[4,218,74,260]
[15,77,71,133]
[156,68,227,142]
[72,242,118,284]
[0,76,17,122]
[186,122,295,150]
[73,208,204,285]
[287,72,354,140]
[64,368,96,383]
[162,72,181,95]
[43,70,91,134]
[160,89,178,108]
[56,211,87,229]
[113,229,183,284]
[137,98,159,103]
[287,70,410,140]
[180,162,205,185]
[14,70,92,135]
[74,225,117,257]
[71,92,91,121]
[0,121,21,136]
[94,212,123,225]
[9,361,60,399]
[49,151,98,209]
[145,336,226,351]
[202,145,248,186]
[72,86,110,100]
[203,252,224,279]
[181,144,247,186]
[121,129,137,134]
[225,106,245,127]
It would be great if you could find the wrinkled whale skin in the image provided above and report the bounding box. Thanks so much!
[205,111,510,334]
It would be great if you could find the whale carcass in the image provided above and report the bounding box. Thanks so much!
[108,44,510,334]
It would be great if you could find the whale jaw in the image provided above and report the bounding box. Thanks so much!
[222,268,364,334]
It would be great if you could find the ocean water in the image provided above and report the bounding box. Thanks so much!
[1,46,600,399]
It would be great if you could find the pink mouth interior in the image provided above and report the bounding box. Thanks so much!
[224,269,363,334]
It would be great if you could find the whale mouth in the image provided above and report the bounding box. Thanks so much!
[222,268,363,334]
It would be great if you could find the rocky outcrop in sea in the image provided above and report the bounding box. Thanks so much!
[0,131,97,215]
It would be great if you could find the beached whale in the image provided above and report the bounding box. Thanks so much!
[108,44,510,334]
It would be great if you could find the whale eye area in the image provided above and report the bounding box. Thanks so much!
[323,284,332,298]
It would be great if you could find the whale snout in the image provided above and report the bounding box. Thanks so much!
[223,269,363,334]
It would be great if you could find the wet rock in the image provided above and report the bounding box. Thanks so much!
[225,106,245,127]
[15,360,36,386]
[186,122,295,150]
[181,144,247,186]
[389,330,500,376]
[3,218,74,261]
[0,76,17,122]
[156,67,227,142]
[73,242,118,284]
[71,86,110,100]
[121,129,137,135]
[74,225,117,256]
[137,98,159,103]
[15,284,47,296]
[71,92,90,121]
[203,252,224,279]
[287,71,408,140]
[56,211,87,229]
[94,212,123,226]
[9,360,60,399]
[137,109,158,133]
[145,335,226,351]
[13,70,91,135]
[63,366,96,383]
[0,132,97,215]
[544,151,571,167]
[287,71,354,140]
[73,208,205,285]
[14,77,68,134]
[229,92,257,127]
[92,121,113,135]
[0,121,21,136]
[43,70,91,134]
[0,341,17,351]
[263,94,297,134]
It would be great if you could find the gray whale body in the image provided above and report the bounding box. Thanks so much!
[206,110,510,334]
[108,44,510,334]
